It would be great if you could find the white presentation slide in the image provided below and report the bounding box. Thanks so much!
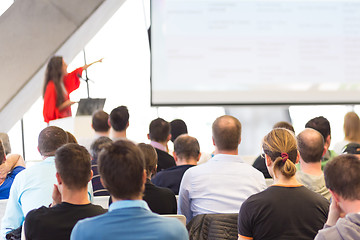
[151,0,360,105]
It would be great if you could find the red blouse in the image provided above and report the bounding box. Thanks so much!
[43,67,83,123]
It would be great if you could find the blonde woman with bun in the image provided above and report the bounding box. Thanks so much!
[333,112,360,154]
[238,128,329,240]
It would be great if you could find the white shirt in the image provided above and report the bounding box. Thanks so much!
[178,154,266,223]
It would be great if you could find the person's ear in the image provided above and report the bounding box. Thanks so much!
[322,147,327,157]
[212,137,215,146]
[89,170,93,181]
[265,154,272,167]
[108,119,111,128]
[142,170,147,184]
[238,137,241,145]
[56,172,62,185]
[196,152,201,162]
[173,152,178,162]
[167,134,172,142]
[126,121,129,129]
[296,151,300,164]
[100,177,107,189]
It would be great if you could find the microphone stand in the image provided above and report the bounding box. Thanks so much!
[82,50,91,99]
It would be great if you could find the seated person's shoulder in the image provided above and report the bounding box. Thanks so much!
[7,166,25,179]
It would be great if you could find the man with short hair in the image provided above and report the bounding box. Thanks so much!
[1,126,93,238]
[152,134,200,194]
[92,110,110,137]
[109,106,129,140]
[178,115,266,223]
[305,116,337,169]
[296,128,331,200]
[148,118,176,172]
[1,126,68,237]
[78,110,110,150]
[315,154,360,239]
[71,140,188,240]
[24,144,106,240]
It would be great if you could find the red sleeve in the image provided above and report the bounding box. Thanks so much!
[64,67,83,93]
[43,82,58,123]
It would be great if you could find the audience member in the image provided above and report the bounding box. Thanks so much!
[342,142,360,159]
[253,121,295,178]
[0,133,11,155]
[1,126,68,237]
[296,128,331,200]
[305,116,337,169]
[152,134,200,194]
[170,119,188,143]
[90,136,112,196]
[109,106,129,140]
[71,140,188,240]
[178,115,266,223]
[138,143,177,214]
[333,112,360,154]
[78,110,110,150]
[92,110,110,137]
[148,118,176,172]
[315,154,360,239]
[24,144,106,240]
[238,128,329,240]
[66,131,78,144]
[0,140,25,199]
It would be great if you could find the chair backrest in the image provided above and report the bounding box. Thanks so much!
[187,213,238,240]
[163,214,186,226]
[93,196,110,209]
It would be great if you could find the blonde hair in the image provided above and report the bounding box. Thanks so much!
[262,128,298,178]
[344,112,360,143]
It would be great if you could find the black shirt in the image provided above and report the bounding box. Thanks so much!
[25,202,106,240]
[252,155,271,178]
[108,180,177,215]
[238,185,329,240]
[143,179,177,214]
[152,164,195,195]
[155,148,176,172]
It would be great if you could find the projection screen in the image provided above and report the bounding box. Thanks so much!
[151,0,360,105]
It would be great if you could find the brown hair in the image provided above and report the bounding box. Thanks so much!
[43,56,65,107]
[262,128,298,178]
[344,112,360,143]
[273,121,295,133]
[66,131,78,144]
[174,134,200,160]
[55,143,92,190]
[137,143,157,177]
[212,115,241,151]
[109,106,129,132]
[149,118,171,142]
[324,154,360,200]
[98,140,145,199]
[90,136,112,159]
[92,110,110,132]
[38,126,68,157]
[297,128,324,163]
[0,140,6,165]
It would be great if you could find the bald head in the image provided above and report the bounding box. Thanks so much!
[297,128,324,163]
[212,115,241,151]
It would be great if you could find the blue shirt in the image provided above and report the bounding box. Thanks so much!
[178,154,266,223]
[1,157,93,238]
[71,200,189,240]
[0,166,25,199]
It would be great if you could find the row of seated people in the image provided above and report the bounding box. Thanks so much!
[1,108,360,239]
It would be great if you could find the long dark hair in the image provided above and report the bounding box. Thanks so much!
[43,56,65,107]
